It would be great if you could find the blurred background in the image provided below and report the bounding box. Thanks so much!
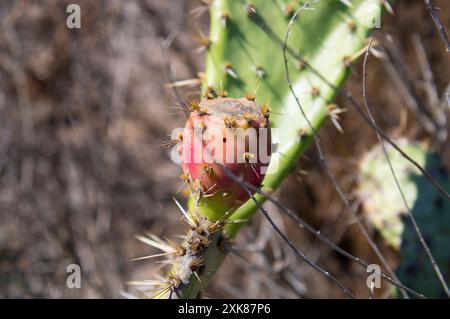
[0,0,448,298]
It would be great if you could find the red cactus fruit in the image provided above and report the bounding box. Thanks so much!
[181,97,272,220]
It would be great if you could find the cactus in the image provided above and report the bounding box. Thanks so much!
[134,0,387,298]
[181,97,271,221]
[203,0,386,237]
[358,139,450,298]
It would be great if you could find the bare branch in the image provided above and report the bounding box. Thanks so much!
[362,38,450,298]
[424,0,450,52]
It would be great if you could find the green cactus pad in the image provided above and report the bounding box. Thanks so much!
[359,139,450,298]
[197,0,385,235]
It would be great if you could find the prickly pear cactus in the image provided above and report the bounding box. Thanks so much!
[204,0,386,237]
[132,0,388,299]
[358,139,450,298]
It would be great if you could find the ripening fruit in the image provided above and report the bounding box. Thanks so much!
[181,97,272,220]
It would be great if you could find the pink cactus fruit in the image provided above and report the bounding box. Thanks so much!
[181,97,272,213]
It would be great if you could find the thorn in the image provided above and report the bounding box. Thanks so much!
[250,163,260,179]
[190,0,212,18]
[193,29,211,53]
[165,78,202,88]
[224,63,238,79]
[343,55,358,77]
[311,86,321,98]
[327,104,346,133]
[119,291,138,299]
[261,185,274,194]
[173,196,196,227]
[135,234,177,254]
[131,252,177,262]
[347,20,357,33]
[243,112,255,124]
[189,99,201,112]
[345,40,373,65]
[220,11,230,27]
[212,209,235,229]
[339,0,353,8]
[191,179,206,206]
[202,183,218,198]
[197,72,206,82]
[284,1,296,17]
[225,219,249,225]
[298,128,308,138]
[193,271,202,283]
[159,134,182,149]
[189,258,203,272]
[245,92,256,101]
[297,59,307,71]
[197,121,207,132]
[255,65,266,79]
[180,173,190,183]
[203,165,213,175]
[199,107,209,115]
[381,0,394,15]
[126,280,167,286]
[166,272,182,289]
[217,88,228,97]
[260,103,270,118]
[203,86,215,99]
[298,169,309,176]
[151,286,172,299]
[343,55,352,67]
[245,3,256,16]
[224,116,237,128]
[243,152,255,164]
[368,46,386,59]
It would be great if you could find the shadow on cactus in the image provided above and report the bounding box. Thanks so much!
[359,140,450,298]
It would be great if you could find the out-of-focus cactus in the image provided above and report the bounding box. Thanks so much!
[134,0,387,299]
[358,139,450,298]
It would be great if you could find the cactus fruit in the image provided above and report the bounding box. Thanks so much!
[358,139,450,298]
[137,0,388,298]
[181,97,272,221]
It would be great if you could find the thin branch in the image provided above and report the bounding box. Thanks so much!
[424,0,450,52]
[221,167,425,299]
[362,38,450,298]
[227,247,302,298]
[282,7,411,299]
[380,35,438,138]
[238,178,355,298]
[412,34,448,144]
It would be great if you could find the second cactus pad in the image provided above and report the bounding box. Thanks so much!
[359,140,450,298]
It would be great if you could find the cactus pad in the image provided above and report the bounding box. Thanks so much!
[359,139,450,298]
